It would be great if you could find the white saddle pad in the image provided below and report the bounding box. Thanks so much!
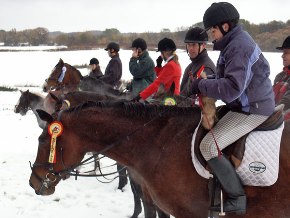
[191,121,284,187]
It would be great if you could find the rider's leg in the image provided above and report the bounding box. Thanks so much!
[200,111,268,214]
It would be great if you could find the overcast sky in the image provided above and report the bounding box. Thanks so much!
[0,0,289,33]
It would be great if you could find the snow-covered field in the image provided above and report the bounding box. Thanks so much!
[0,47,283,218]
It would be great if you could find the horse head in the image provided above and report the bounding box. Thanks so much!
[14,90,30,115]
[43,59,83,93]
[29,109,85,195]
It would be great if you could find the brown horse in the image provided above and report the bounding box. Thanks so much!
[30,101,290,218]
[43,59,83,93]
[47,91,169,218]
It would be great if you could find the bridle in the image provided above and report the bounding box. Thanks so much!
[44,64,68,91]
[30,109,126,194]
[45,76,64,91]
[15,95,30,114]
[30,162,60,195]
[30,141,126,194]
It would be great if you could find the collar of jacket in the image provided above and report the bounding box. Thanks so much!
[190,49,208,63]
[213,25,242,51]
[111,53,119,59]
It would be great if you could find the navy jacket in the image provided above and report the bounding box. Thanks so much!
[198,25,275,116]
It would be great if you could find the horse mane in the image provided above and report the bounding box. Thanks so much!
[64,63,83,80]
[26,91,45,100]
[65,100,201,119]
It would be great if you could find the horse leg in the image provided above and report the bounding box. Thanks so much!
[142,187,157,218]
[93,152,100,174]
[156,207,170,218]
[129,176,142,218]
[117,163,128,190]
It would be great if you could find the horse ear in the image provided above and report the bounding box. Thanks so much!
[36,109,53,124]
[59,58,64,65]
[168,82,175,96]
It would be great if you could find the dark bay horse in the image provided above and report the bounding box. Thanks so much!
[79,76,132,100]
[29,101,290,218]
[48,91,168,218]
[43,59,83,93]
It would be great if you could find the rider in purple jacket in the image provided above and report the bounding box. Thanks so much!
[190,2,275,215]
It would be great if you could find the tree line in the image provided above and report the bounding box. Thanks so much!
[0,19,289,52]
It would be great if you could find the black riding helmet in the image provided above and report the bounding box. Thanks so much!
[89,58,99,65]
[105,42,120,52]
[184,27,208,43]
[157,38,176,52]
[276,36,290,50]
[184,27,208,58]
[131,38,147,51]
[203,2,239,34]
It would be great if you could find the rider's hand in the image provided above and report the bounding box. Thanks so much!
[132,49,139,58]
[156,56,163,67]
[191,78,202,95]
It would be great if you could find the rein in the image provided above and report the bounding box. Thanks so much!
[195,65,222,157]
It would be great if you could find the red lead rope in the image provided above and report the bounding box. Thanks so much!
[196,65,222,157]
[198,95,222,157]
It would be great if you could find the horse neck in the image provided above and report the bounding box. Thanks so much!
[28,93,44,111]
[64,66,82,85]
[63,105,201,170]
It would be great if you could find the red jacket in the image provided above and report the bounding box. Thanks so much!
[140,60,181,100]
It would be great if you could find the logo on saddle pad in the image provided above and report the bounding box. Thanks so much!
[249,162,266,174]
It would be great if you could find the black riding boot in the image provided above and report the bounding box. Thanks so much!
[207,156,246,214]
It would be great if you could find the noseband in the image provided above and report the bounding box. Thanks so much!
[30,162,59,194]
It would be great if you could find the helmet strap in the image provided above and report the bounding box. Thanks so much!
[217,24,227,36]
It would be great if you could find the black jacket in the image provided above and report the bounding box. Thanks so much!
[100,54,122,87]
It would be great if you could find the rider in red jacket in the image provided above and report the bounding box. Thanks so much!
[138,38,181,100]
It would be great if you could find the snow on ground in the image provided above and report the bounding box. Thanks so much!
[0,47,283,218]
[0,91,139,218]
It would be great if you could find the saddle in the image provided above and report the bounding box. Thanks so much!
[194,105,284,169]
